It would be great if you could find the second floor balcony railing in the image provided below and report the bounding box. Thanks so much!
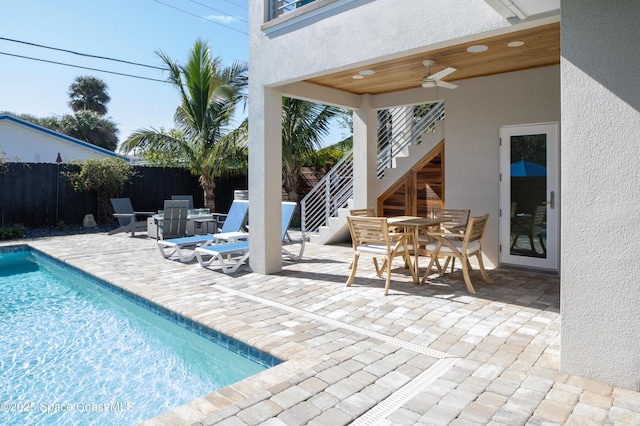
[270,0,316,20]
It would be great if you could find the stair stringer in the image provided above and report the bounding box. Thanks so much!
[309,199,354,245]
[375,121,444,196]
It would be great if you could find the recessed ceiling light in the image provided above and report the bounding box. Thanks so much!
[359,70,376,76]
[467,45,488,53]
[352,75,364,80]
[507,41,525,47]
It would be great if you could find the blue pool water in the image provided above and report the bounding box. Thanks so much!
[0,247,277,425]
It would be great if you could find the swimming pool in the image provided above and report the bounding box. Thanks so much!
[0,246,279,425]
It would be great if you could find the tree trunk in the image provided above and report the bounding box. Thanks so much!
[200,175,216,212]
[283,173,298,203]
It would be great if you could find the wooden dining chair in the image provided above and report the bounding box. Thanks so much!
[346,216,417,295]
[349,208,375,217]
[416,208,470,274]
[420,214,492,294]
[431,208,470,235]
[510,204,546,256]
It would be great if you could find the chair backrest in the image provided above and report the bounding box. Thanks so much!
[347,216,391,249]
[281,202,297,240]
[433,208,470,233]
[162,200,189,239]
[219,200,249,233]
[349,208,375,217]
[171,195,194,209]
[532,205,546,226]
[463,214,490,245]
[111,198,135,226]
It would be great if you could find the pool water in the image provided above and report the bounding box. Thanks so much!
[0,248,271,425]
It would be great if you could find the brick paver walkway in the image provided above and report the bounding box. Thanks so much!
[6,232,640,425]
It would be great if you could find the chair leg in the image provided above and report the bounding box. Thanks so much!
[538,233,547,257]
[346,253,360,286]
[476,253,492,284]
[384,262,392,296]
[420,254,439,284]
[403,251,418,283]
[461,256,477,294]
[528,232,537,254]
[374,258,387,277]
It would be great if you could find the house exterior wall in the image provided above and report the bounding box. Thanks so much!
[560,0,640,389]
[249,0,513,272]
[250,0,639,392]
[254,0,508,86]
[442,65,560,266]
[0,117,119,163]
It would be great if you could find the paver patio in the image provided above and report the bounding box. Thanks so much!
[5,231,640,425]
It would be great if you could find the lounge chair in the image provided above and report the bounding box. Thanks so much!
[210,199,250,242]
[157,200,189,240]
[157,199,249,262]
[281,201,305,261]
[108,198,154,237]
[194,201,304,272]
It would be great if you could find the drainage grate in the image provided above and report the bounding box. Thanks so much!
[352,357,459,425]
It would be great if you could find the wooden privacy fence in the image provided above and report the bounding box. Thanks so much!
[0,163,247,228]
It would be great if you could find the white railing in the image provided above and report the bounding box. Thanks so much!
[301,102,444,234]
[270,0,315,19]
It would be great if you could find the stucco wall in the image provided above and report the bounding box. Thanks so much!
[250,0,507,87]
[560,0,640,390]
[248,0,562,275]
[438,65,561,267]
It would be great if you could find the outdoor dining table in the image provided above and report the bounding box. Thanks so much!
[386,215,450,279]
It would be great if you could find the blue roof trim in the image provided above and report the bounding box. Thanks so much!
[0,114,128,161]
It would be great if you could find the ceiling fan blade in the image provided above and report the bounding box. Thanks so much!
[436,80,458,89]
[430,67,457,81]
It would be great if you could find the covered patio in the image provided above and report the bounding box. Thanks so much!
[10,232,640,425]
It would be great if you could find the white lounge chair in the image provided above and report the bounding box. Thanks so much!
[281,201,305,261]
[157,199,249,262]
[194,201,304,272]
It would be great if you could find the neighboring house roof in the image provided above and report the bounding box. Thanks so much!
[0,114,127,163]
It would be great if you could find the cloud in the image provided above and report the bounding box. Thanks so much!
[205,15,239,24]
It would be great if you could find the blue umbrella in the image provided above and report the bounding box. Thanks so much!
[511,159,546,177]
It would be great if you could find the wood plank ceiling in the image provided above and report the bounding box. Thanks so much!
[305,22,560,95]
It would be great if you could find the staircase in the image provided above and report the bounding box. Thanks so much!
[301,103,445,244]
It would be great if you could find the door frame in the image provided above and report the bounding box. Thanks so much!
[499,122,559,272]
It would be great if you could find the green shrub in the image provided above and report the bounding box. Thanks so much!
[0,224,27,240]
[63,158,136,223]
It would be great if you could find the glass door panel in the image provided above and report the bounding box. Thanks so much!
[500,123,558,271]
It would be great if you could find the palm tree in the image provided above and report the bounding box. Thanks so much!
[68,76,111,115]
[119,39,248,212]
[59,111,119,151]
[281,97,341,203]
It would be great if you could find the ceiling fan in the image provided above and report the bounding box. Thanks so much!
[421,59,458,89]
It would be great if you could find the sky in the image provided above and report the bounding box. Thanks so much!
[0,0,251,151]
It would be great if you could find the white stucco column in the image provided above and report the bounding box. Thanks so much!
[561,0,640,389]
[248,86,283,274]
[352,94,378,211]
